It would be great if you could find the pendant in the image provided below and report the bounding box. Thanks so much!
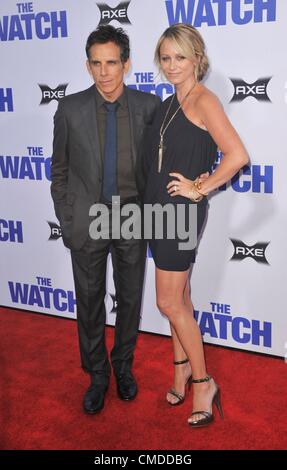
[158,136,163,173]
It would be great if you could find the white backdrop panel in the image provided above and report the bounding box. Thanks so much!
[0,0,286,357]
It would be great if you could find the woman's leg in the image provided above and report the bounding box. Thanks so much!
[156,268,217,423]
[166,281,193,404]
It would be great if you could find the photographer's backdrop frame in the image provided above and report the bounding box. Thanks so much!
[1,0,286,357]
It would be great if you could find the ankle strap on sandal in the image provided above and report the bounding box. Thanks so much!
[192,374,211,383]
[173,358,189,365]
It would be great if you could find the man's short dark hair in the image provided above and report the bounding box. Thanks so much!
[85,25,130,62]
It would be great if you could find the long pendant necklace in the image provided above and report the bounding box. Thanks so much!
[158,82,196,173]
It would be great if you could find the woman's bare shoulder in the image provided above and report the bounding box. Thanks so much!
[195,85,222,111]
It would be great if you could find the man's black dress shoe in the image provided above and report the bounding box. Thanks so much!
[115,371,138,401]
[83,383,108,414]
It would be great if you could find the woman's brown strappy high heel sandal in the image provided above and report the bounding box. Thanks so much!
[167,358,192,406]
[188,375,224,427]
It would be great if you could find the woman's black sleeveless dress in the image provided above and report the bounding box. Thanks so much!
[143,94,218,271]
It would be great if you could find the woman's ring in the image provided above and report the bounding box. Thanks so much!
[174,185,177,192]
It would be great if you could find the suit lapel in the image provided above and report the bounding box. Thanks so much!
[126,86,144,167]
[79,85,103,177]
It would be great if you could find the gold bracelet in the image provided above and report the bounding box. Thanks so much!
[194,180,208,196]
[188,187,204,203]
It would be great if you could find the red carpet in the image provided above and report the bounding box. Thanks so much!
[0,306,286,450]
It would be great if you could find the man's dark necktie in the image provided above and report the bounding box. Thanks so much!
[103,101,118,202]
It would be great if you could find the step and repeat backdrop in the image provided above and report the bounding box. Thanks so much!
[1,0,286,357]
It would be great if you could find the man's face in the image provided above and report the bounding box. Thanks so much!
[86,41,130,101]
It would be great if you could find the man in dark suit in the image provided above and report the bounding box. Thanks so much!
[51,25,160,414]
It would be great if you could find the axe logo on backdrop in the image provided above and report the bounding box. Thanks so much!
[38,84,68,105]
[48,222,62,241]
[230,239,270,265]
[97,1,131,25]
[230,78,272,102]
[109,293,118,313]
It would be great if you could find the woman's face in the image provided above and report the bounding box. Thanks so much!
[159,38,196,87]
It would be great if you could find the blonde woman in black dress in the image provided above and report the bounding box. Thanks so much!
[144,24,248,427]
